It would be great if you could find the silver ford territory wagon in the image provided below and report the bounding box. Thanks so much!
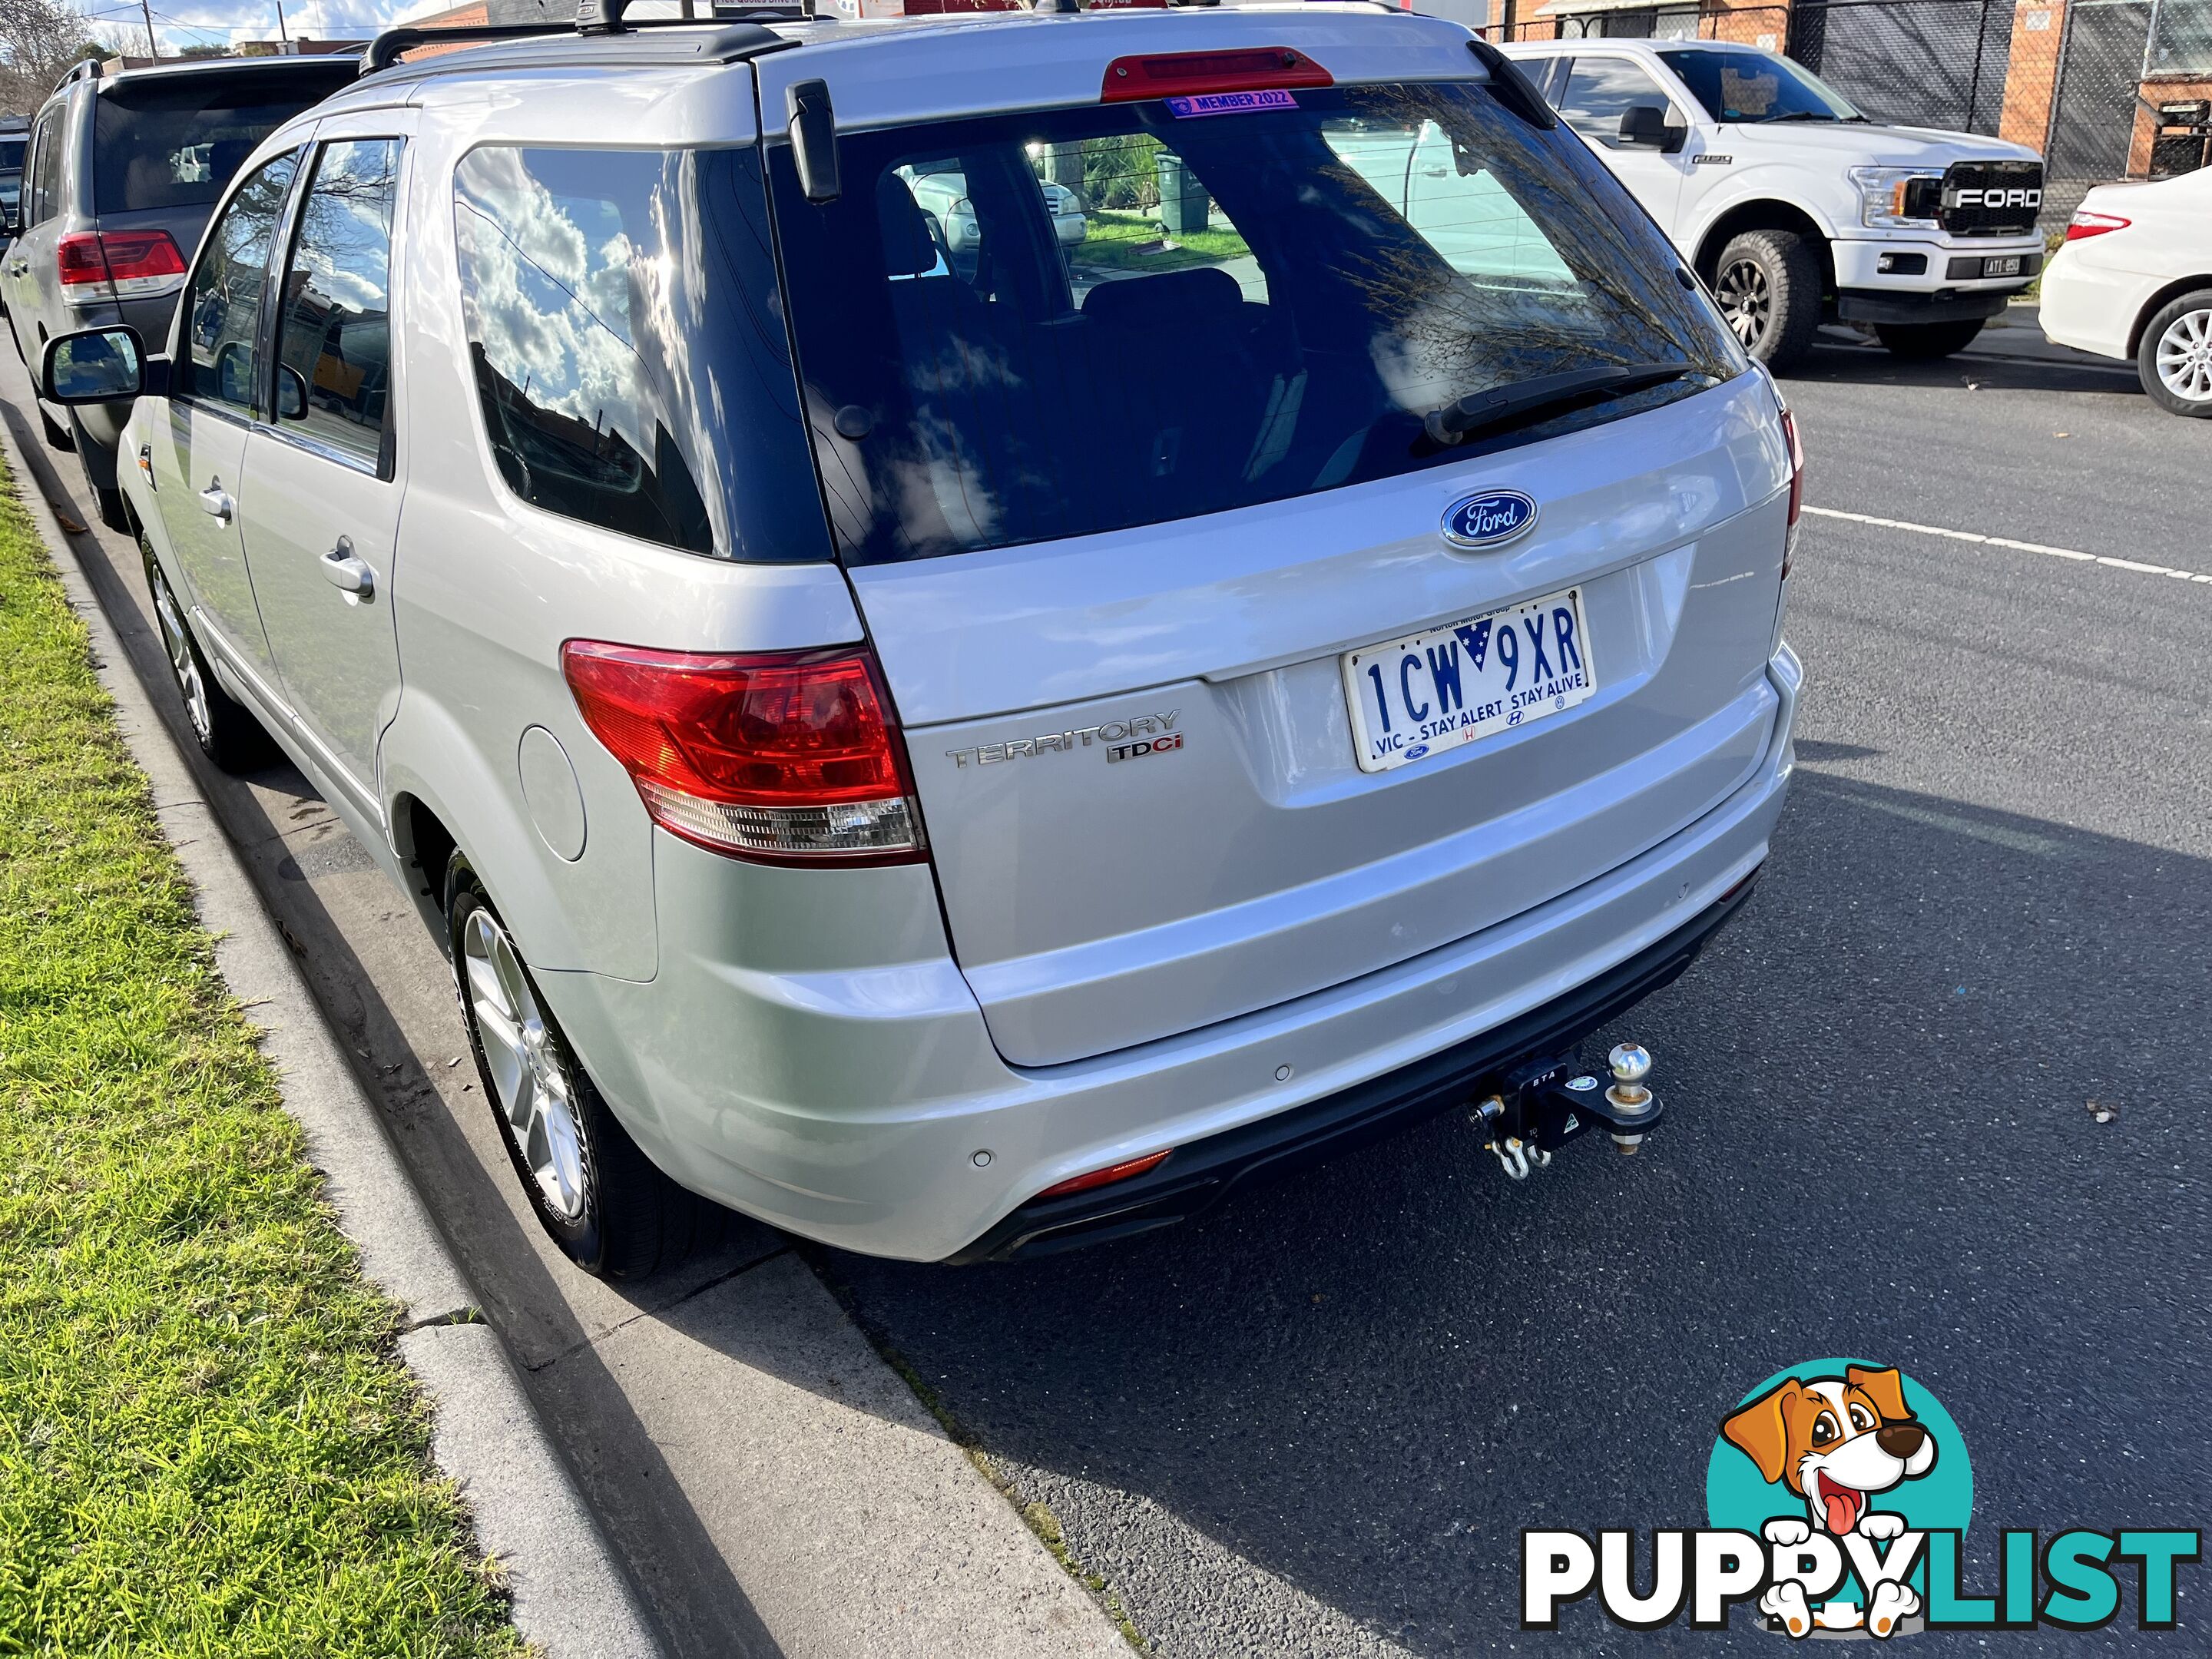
[46,0,1803,1275]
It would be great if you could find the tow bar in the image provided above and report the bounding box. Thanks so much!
[1472,1042,1664,1180]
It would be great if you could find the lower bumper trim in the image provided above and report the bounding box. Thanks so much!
[945,869,1760,1263]
[1836,286,2018,326]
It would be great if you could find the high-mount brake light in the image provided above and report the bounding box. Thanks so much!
[561,641,926,865]
[1101,47,1333,104]
[57,229,187,302]
[1035,1149,1172,1200]
[2065,210,2130,241]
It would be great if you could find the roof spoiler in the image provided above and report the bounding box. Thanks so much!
[1467,36,1557,131]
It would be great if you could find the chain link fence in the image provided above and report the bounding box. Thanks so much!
[1476,0,2212,218]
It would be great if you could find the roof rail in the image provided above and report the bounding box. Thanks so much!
[362,3,810,76]
[57,56,103,91]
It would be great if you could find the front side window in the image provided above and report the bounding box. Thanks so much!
[1558,58,1679,148]
[770,81,1740,565]
[1656,48,1864,124]
[452,145,828,562]
[181,149,300,413]
[273,138,402,472]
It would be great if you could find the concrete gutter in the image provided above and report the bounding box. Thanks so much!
[0,412,663,1658]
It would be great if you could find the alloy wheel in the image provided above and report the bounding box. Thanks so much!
[1715,258,1772,349]
[462,906,588,1221]
[149,562,212,743]
[2154,307,2212,405]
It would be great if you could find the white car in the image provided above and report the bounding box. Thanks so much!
[908,167,1088,253]
[2039,168,2212,418]
[1502,39,2045,369]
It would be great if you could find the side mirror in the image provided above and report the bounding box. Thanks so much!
[41,326,146,405]
[1618,104,1685,153]
[276,363,308,421]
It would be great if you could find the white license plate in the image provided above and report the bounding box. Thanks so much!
[1342,587,1595,775]
[1984,255,2023,277]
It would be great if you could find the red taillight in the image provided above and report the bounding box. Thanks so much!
[1101,48,1333,104]
[58,229,186,299]
[561,641,925,865]
[2065,210,2130,241]
[1780,406,1804,579]
[1036,1150,1171,1200]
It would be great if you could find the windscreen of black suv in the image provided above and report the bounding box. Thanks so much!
[768,80,1743,565]
[94,71,353,214]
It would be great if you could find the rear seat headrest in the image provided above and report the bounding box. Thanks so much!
[1081,266,1244,326]
[879,177,943,279]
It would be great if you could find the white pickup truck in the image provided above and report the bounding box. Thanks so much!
[1501,38,2045,369]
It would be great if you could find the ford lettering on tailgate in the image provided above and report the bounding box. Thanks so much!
[1341,586,1595,775]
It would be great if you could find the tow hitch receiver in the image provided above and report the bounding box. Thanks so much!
[1472,1043,1664,1179]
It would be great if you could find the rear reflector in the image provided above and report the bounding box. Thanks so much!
[561,641,926,865]
[1036,1149,1172,1200]
[58,229,187,301]
[1780,406,1804,578]
[1101,48,1333,104]
[2064,210,2130,241]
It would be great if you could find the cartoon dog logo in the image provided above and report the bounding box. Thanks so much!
[1722,1364,1939,1637]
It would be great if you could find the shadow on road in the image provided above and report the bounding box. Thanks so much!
[823,767,2207,1654]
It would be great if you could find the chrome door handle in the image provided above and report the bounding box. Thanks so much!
[320,538,373,598]
[197,480,233,525]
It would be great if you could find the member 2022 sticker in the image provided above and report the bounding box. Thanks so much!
[1164,89,1298,118]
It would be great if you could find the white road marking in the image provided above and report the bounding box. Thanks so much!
[1803,506,2212,584]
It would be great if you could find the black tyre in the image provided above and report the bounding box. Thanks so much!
[1873,320,1985,361]
[38,403,73,451]
[2136,288,2212,418]
[140,535,270,772]
[1711,230,1823,370]
[447,852,714,1279]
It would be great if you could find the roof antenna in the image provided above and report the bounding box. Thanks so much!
[575,0,634,35]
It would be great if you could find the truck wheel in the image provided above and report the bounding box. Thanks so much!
[141,533,270,773]
[2137,288,2212,418]
[1873,320,1985,361]
[447,852,716,1280]
[1713,230,1821,370]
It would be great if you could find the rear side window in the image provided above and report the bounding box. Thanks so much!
[181,149,300,412]
[28,111,60,225]
[768,81,1740,566]
[92,75,344,214]
[452,145,830,563]
[0,140,25,173]
[273,139,402,473]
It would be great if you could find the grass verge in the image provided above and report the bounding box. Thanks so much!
[0,472,523,1656]
[1070,210,1255,277]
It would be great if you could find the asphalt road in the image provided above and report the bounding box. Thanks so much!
[820,318,2212,1655]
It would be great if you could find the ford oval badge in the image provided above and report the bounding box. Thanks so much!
[1442,488,1538,551]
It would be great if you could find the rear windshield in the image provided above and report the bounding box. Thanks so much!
[770,80,1741,566]
[94,73,349,214]
[0,139,24,174]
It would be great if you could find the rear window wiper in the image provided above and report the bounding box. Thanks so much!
[1423,363,1698,448]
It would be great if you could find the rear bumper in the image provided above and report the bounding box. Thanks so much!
[542,645,1802,1263]
[949,863,1757,1263]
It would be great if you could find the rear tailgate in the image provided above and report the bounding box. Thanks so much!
[860,386,1786,1065]
[758,12,1786,1067]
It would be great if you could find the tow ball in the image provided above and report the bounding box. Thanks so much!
[1472,1043,1664,1180]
